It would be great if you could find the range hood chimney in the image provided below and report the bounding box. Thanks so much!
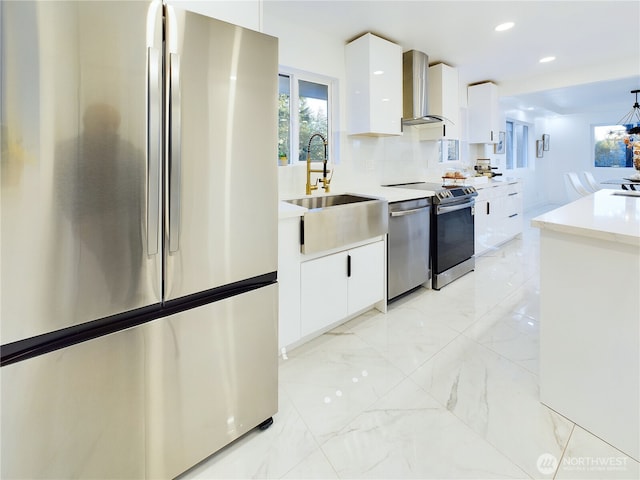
[402,50,446,126]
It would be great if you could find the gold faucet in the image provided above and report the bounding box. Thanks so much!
[306,133,332,195]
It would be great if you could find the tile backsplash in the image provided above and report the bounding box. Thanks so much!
[278,129,499,198]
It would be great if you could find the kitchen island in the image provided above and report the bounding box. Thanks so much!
[532,189,640,461]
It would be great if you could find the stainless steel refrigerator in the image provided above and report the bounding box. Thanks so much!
[0,1,278,478]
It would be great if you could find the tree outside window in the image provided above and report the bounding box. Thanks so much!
[593,124,635,167]
[278,71,332,166]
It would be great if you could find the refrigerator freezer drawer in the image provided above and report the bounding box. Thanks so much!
[1,327,146,479]
[144,283,278,479]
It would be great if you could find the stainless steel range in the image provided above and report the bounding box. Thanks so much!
[387,182,478,290]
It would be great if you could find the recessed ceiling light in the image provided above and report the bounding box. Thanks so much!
[495,22,515,32]
[539,56,556,63]
[373,70,384,75]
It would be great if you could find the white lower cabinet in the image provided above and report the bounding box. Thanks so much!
[504,182,524,239]
[300,240,385,338]
[300,251,349,337]
[278,217,301,348]
[474,181,523,255]
[474,197,490,252]
[347,241,385,314]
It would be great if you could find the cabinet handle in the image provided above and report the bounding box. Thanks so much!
[443,124,446,137]
[508,192,519,196]
[487,202,490,215]
[147,46,161,256]
[490,130,494,142]
[509,213,518,218]
[347,254,352,278]
[390,206,430,217]
[168,53,182,253]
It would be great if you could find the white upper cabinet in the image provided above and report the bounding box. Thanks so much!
[420,63,459,141]
[346,33,402,136]
[467,82,501,144]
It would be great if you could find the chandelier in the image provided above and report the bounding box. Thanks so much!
[608,89,640,144]
[607,90,640,172]
[617,89,640,134]
[611,90,640,172]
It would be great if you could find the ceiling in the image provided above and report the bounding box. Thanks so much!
[263,0,640,118]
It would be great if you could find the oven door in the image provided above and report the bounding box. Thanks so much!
[432,200,475,276]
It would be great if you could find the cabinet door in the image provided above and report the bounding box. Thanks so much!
[474,199,491,255]
[467,82,500,143]
[347,241,385,315]
[300,252,348,337]
[346,33,402,136]
[474,187,498,255]
[278,217,301,349]
[491,195,509,246]
[504,183,523,238]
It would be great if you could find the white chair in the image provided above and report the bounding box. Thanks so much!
[564,172,591,200]
[581,171,601,192]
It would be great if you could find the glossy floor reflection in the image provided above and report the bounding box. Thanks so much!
[182,205,639,480]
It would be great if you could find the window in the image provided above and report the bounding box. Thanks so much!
[438,139,459,162]
[278,70,333,166]
[593,124,634,168]
[505,120,529,169]
[278,75,291,165]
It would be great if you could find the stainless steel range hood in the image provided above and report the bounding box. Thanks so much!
[402,50,446,126]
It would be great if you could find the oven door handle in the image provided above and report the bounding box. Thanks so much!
[390,206,430,217]
[436,201,474,215]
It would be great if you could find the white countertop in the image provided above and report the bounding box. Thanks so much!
[531,189,640,246]
[279,187,435,219]
[472,176,520,189]
[278,200,307,220]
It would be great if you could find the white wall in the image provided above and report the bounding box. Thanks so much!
[536,110,637,205]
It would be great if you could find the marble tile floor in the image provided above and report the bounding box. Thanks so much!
[182,205,639,480]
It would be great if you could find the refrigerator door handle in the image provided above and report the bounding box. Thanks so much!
[169,52,182,253]
[147,47,161,255]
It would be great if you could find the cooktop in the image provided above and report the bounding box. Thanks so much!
[385,182,477,204]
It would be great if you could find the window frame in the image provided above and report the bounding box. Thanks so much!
[278,67,338,166]
[591,123,635,168]
[505,119,531,171]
